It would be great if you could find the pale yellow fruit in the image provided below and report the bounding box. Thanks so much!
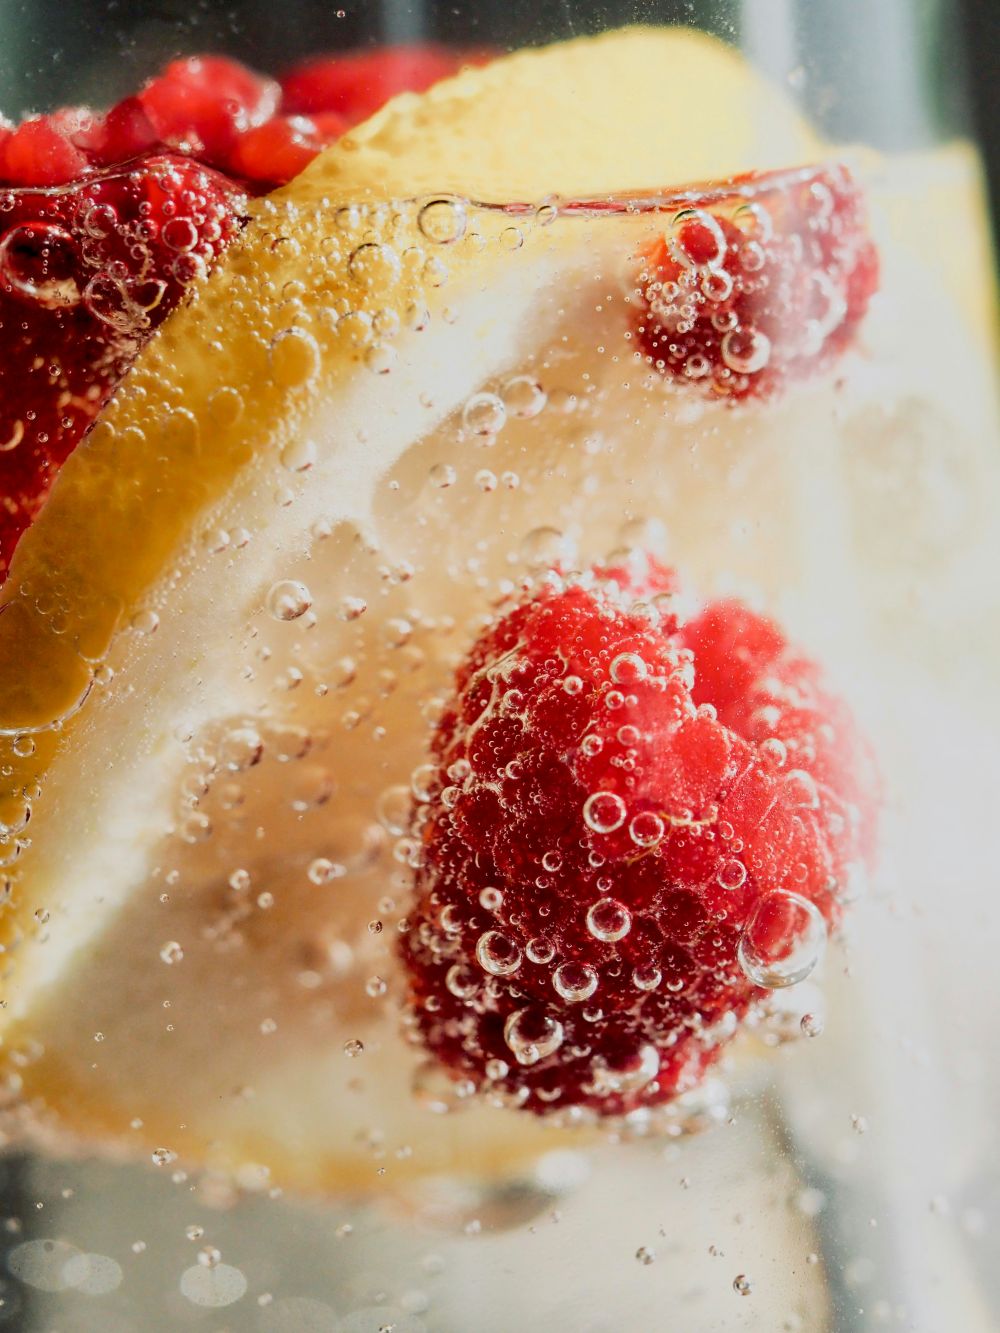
[0,28,822,1192]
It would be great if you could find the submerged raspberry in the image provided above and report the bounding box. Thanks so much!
[137,56,280,168]
[634,163,879,401]
[0,156,244,578]
[280,44,472,125]
[400,563,878,1116]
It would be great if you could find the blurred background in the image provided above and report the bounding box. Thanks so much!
[964,0,999,237]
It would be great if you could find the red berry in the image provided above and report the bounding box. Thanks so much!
[634,163,879,401]
[400,563,878,1117]
[1,116,90,186]
[229,112,345,188]
[139,56,279,166]
[280,44,466,125]
[79,96,161,166]
[0,155,245,578]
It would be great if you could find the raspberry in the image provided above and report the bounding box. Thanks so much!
[229,112,346,189]
[0,155,244,578]
[634,163,879,401]
[400,562,878,1117]
[78,97,160,167]
[280,45,473,125]
[138,56,279,167]
[1,116,90,187]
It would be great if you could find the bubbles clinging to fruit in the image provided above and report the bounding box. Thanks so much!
[738,890,827,989]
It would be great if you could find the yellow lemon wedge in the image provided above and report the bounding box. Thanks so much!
[0,27,822,1193]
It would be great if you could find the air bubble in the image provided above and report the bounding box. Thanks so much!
[343,1039,364,1058]
[738,891,827,989]
[502,376,547,419]
[411,763,437,801]
[526,936,555,965]
[307,858,345,885]
[784,769,820,809]
[717,859,747,891]
[629,812,664,848]
[632,963,661,992]
[721,326,771,376]
[759,737,788,768]
[219,726,263,772]
[590,1044,660,1095]
[348,242,401,288]
[462,392,507,436]
[583,791,626,834]
[159,941,183,965]
[130,608,160,635]
[700,268,734,302]
[430,463,456,488]
[269,329,320,388]
[267,580,312,622]
[476,931,521,977]
[504,1007,564,1066]
[422,255,449,286]
[553,962,598,1003]
[669,209,727,270]
[364,343,396,374]
[733,1274,753,1297]
[445,963,478,1000]
[521,526,569,569]
[586,898,631,942]
[417,198,467,245]
[382,617,412,648]
[0,222,80,308]
[0,420,23,452]
[280,438,316,472]
[610,652,647,685]
[376,785,411,835]
[152,1148,177,1167]
[800,1013,824,1038]
[479,886,503,912]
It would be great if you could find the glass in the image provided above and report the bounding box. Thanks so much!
[0,2,996,1330]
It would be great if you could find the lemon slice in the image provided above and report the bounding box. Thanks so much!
[0,28,820,1192]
